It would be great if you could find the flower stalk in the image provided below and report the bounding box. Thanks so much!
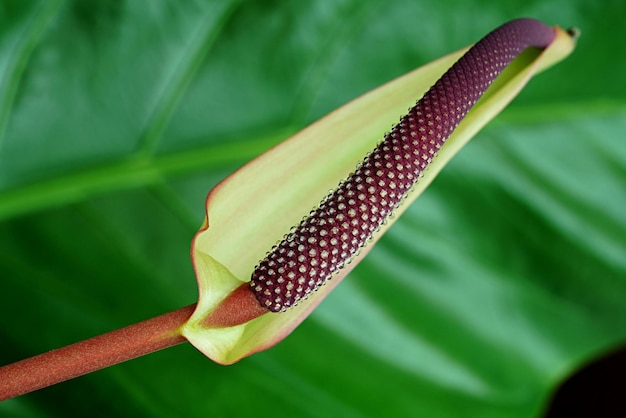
[0,304,195,401]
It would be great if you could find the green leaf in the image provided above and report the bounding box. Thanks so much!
[1,1,624,417]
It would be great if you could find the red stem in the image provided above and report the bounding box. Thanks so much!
[0,303,196,401]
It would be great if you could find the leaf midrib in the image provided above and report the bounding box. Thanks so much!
[0,99,621,223]
[0,130,289,223]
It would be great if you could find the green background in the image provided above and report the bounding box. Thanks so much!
[1,0,624,416]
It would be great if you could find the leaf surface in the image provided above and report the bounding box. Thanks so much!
[0,1,624,417]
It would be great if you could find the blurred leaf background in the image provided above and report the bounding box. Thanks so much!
[1,0,624,417]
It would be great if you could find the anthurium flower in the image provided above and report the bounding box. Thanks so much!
[182,18,577,364]
[0,18,579,401]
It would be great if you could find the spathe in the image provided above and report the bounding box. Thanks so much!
[182,20,576,364]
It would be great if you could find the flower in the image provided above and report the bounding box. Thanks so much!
[181,19,576,365]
